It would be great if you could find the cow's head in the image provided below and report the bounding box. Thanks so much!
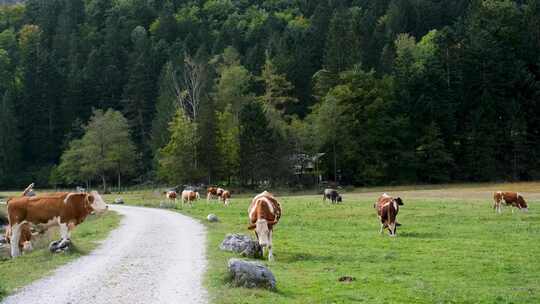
[88,191,108,213]
[517,195,528,211]
[395,197,404,206]
[248,219,275,247]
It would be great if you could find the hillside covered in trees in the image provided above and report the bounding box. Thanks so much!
[0,0,539,189]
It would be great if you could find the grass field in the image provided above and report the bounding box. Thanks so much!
[0,207,121,300]
[103,182,540,303]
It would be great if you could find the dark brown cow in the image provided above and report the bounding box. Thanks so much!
[374,193,404,236]
[323,188,342,203]
[493,191,528,214]
[6,191,107,257]
[248,191,282,261]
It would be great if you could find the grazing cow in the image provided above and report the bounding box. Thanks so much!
[182,190,200,207]
[493,191,528,214]
[323,188,342,203]
[6,191,108,257]
[207,187,224,202]
[220,190,231,206]
[248,191,282,261]
[374,193,404,236]
[165,190,178,204]
[5,223,33,253]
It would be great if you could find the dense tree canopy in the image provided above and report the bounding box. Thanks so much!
[0,0,538,188]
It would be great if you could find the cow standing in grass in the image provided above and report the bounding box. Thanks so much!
[207,187,224,202]
[182,190,199,207]
[220,190,231,206]
[323,188,342,203]
[374,193,404,236]
[6,191,108,257]
[165,190,178,204]
[248,191,282,261]
[493,191,528,214]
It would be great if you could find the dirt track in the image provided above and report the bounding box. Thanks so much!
[2,205,208,304]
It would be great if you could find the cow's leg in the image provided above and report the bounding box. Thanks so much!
[389,222,396,237]
[59,222,70,243]
[379,223,384,234]
[267,230,274,261]
[10,223,22,257]
[207,193,211,203]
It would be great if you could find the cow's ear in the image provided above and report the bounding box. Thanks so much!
[247,224,256,230]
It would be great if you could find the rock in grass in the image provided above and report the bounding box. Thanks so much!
[49,239,72,253]
[114,198,124,204]
[227,258,276,290]
[207,214,219,222]
[159,201,175,209]
[220,234,262,259]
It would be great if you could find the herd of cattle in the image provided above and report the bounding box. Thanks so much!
[1,183,530,261]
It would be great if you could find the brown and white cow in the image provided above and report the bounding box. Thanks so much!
[220,190,231,206]
[493,191,528,214]
[181,190,200,207]
[374,193,404,236]
[206,187,224,202]
[6,191,108,257]
[248,191,282,261]
[165,190,178,204]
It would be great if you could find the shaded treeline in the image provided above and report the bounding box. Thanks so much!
[0,0,538,189]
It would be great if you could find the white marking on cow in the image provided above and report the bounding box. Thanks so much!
[64,193,76,204]
[259,196,275,215]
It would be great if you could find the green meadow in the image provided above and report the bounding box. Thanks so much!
[107,183,540,303]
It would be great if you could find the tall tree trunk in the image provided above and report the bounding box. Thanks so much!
[101,174,106,192]
[333,140,337,183]
[117,171,121,193]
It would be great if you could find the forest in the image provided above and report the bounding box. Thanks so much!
[0,0,539,189]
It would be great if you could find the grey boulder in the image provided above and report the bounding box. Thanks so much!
[207,214,219,222]
[219,234,262,259]
[227,258,276,290]
[114,197,124,204]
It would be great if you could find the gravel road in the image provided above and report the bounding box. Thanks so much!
[2,205,208,304]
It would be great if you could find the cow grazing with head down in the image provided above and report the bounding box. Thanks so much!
[6,191,108,257]
[374,193,404,236]
[248,191,282,261]
[181,190,200,207]
[206,187,224,202]
[493,191,528,214]
[323,188,342,203]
